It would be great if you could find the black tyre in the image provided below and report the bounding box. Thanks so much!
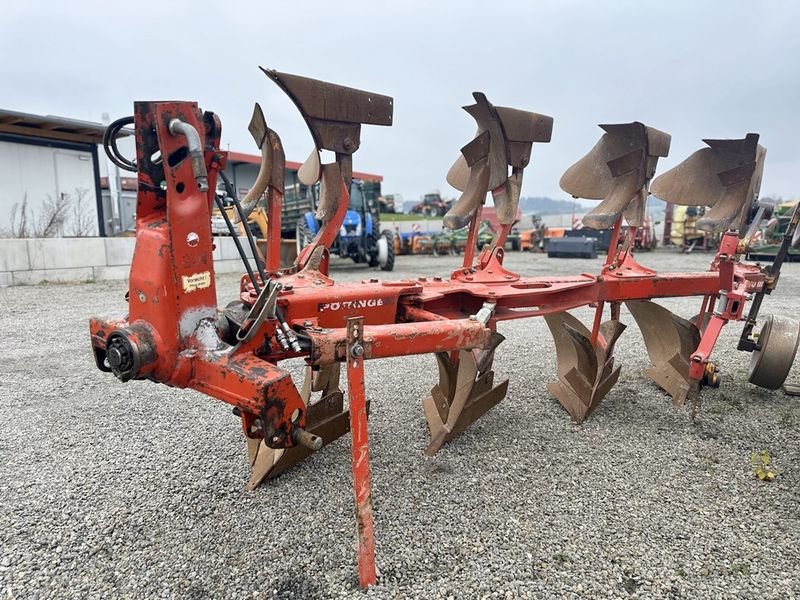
[378,229,395,271]
[296,218,314,255]
[367,216,381,267]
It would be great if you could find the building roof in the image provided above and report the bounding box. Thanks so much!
[228,151,383,182]
[0,108,130,145]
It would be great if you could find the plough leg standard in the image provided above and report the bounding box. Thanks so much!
[91,69,800,587]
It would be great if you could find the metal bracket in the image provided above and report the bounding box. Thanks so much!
[345,316,376,588]
[236,280,281,343]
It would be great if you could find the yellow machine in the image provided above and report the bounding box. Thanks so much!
[212,204,298,266]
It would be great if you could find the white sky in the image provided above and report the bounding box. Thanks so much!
[2,0,798,201]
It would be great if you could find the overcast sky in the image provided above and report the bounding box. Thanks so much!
[2,1,798,202]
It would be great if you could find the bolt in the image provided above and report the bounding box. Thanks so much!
[107,345,124,369]
[186,232,199,247]
[351,344,364,358]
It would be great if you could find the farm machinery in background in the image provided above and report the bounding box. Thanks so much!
[93,68,800,588]
[429,220,504,256]
[662,203,720,252]
[409,191,453,216]
[747,200,800,262]
[296,178,394,271]
[379,193,400,214]
[519,213,547,251]
[394,223,434,255]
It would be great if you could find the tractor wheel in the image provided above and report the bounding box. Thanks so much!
[377,230,395,271]
[296,218,314,255]
[368,217,382,267]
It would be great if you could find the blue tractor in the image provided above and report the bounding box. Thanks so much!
[296,180,395,270]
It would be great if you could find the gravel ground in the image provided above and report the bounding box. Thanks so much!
[2,250,800,599]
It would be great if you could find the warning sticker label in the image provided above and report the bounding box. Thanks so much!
[182,271,211,293]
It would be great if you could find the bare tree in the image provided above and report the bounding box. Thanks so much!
[7,194,31,238]
[35,193,71,237]
[69,187,94,236]
[4,188,95,238]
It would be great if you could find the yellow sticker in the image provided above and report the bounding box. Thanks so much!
[182,271,211,293]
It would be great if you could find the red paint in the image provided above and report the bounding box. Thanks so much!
[90,101,774,590]
[346,317,377,588]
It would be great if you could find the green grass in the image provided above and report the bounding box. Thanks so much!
[379,213,443,222]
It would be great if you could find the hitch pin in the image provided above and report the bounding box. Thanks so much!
[292,427,323,451]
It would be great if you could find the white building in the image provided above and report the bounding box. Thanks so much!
[0,109,135,237]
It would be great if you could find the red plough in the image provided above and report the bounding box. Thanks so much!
[91,69,800,587]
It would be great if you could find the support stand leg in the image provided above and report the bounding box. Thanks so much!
[346,317,377,588]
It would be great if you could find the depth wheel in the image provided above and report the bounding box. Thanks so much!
[748,314,800,390]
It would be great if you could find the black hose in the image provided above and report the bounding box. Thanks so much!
[103,116,137,172]
[229,192,268,283]
[219,177,303,351]
[218,170,237,203]
[214,194,260,295]
[219,171,268,285]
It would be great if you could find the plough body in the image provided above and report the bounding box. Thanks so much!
[91,69,799,587]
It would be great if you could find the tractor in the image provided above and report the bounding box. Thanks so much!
[296,179,394,270]
[410,192,452,216]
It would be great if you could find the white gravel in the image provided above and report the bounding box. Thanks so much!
[1,250,800,599]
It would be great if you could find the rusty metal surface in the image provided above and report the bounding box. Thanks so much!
[748,314,800,390]
[443,158,489,230]
[237,103,285,221]
[444,130,490,230]
[297,147,321,185]
[261,68,392,155]
[560,123,670,229]
[306,318,493,365]
[544,312,625,422]
[316,162,342,222]
[422,339,509,454]
[445,94,553,253]
[650,134,765,233]
[626,300,701,405]
[88,75,797,590]
[345,317,377,588]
